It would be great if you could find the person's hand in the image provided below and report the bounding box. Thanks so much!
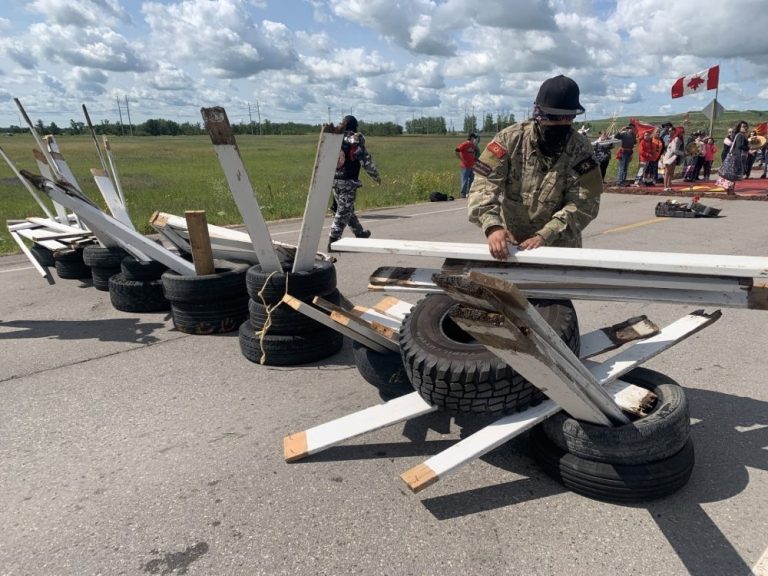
[518,234,545,250]
[486,227,515,260]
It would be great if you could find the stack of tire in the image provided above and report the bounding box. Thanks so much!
[238,259,343,366]
[398,294,580,415]
[83,245,127,291]
[161,260,250,334]
[529,367,694,502]
[53,247,91,280]
[30,244,55,269]
[109,256,170,313]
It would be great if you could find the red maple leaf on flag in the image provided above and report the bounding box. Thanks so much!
[687,76,705,91]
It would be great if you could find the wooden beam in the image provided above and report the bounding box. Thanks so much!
[292,128,343,273]
[91,169,134,229]
[284,392,436,462]
[201,107,282,273]
[313,295,399,348]
[9,230,54,283]
[281,294,389,353]
[333,238,768,279]
[185,211,215,275]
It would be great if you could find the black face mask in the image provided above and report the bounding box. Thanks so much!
[538,124,571,155]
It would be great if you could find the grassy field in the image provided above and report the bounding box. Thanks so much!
[3,109,763,255]
[0,133,464,254]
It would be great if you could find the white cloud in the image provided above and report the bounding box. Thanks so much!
[142,0,298,78]
[28,0,132,27]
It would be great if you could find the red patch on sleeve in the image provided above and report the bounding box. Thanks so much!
[486,141,507,159]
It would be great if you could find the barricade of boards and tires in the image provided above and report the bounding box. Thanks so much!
[6,99,768,503]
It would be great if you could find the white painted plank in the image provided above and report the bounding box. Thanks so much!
[284,392,436,462]
[202,107,282,273]
[0,146,55,220]
[24,173,196,275]
[401,310,717,492]
[371,296,415,321]
[334,238,768,278]
[292,131,343,273]
[401,376,647,493]
[91,169,135,229]
[281,294,389,353]
[9,230,53,282]
[102,137,126,206]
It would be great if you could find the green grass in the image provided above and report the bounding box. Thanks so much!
[3,109,766,255]
[0,134,462,254]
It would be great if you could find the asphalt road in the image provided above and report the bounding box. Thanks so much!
[1,192,766,576]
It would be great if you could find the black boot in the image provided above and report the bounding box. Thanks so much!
[355,229,371,239]
[327,237,340,252]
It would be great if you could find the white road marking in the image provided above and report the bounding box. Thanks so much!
[751,546,768,576]
[0,266,35,274]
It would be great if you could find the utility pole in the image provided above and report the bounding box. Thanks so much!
[248,102,254,134]
[256,100,262,135]
[116,96,124,136]
[124,96,133,136]
[327,106,331,123]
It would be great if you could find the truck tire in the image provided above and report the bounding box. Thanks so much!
[162,261,249,303]
[352,340,413,400]
[121,257,168,281]
[31,244,55,267]
[108,273,170,313]
[83,245,127,268]
[54,249,91,280]
[528,426,695,502]
[246,261,336,304]
[170,297,249,334]
[248,289,341,335]
[540,367,690,465]
[400,294,579,415]
[238,320,343,366]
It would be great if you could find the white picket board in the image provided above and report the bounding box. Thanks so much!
[9,230,54,282]
[401,376,649,493]
[578,316,659,359]
[371,296,415,321]
[284,315,655,466]
[292,131,343,273]
[0,146,55,220]
[333,238,768,278]
[27,175,196,275]
[91,169,134,229]
[284,392,436,462]
[281,294,389,353]
[102,137,126,206]
[202,107,282,273]
[373,265,744,293]
[401,309,718,492]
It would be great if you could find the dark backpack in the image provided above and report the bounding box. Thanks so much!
[429,192,454,202]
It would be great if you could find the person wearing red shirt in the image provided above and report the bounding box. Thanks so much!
[632,130,655,186]
[455,132,479,198]
[702,137,717,180]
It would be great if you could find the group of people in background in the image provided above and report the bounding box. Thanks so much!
[590,119,767,194]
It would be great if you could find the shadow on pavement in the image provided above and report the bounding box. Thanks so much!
[0,317,170,345]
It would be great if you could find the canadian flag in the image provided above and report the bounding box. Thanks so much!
[671,65,719,99]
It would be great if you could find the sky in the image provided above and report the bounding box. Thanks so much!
[0,0,766,131]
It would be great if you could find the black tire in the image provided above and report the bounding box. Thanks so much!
[248,289,341,334]
[83,245,127,268]
[528,426,695,502]
[31,244,55,267]
[238,320,344,366]
[540,367,690,465]
[352,340,413,400]
[245,261,336,304]
[108,273,170,313]
[54,249,91,280]
[400,295,579,415]
[121,257,168,281]
[170,297,249,334]
[162,261,249,304]
[91,266,121,292]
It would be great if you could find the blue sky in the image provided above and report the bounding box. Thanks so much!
[0,0,766,130]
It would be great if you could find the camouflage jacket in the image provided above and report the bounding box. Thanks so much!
[335,132,380,184]
[467,121,602,248]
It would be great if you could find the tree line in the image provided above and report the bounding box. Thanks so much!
[1,114,515,137]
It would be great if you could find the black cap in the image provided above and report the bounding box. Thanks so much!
[535,75,585,115]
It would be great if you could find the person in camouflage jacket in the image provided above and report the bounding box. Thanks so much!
[468,75,602,260]
[328,115,381,251]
